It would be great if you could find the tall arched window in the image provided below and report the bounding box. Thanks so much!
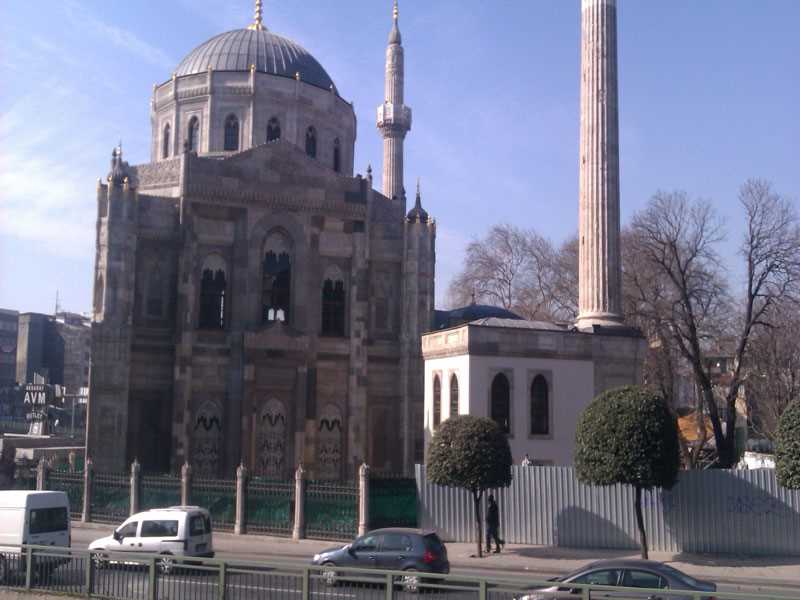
[449,374,459,419]
[262,232,291,323]
[224,114,239,151]
[321,268,346,336]
[199,255,227,329]
[146,266,164,317]
[188,117,199,152]
[267,117,281,142]
[530,375,549,435]
[162,123,171,159]
[333,138,341,172]
[432,375,441,429]
[305,126,317,158]
[490,373,510,434]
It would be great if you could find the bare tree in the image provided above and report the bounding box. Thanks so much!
[630,180,800,467]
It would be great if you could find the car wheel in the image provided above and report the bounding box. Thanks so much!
[400,569,420,594]
[321,562,338,587]
[157,553,174,575]
[92,552,108,570]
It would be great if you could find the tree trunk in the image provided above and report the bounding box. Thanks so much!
[635,486,648,559]
[472,490,483,558]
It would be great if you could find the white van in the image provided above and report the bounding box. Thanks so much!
[88,506,213,572]
[0,491,71,580]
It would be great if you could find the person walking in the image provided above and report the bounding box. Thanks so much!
[485,495,504,553]
[521,453,533,467]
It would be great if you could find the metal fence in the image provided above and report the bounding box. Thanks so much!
[368,476,418,530]
[140,473,181,511]
[416,465,800,556]
[49,470,84,519]
[245,477,294,536]
[1,545,798,600]
[305,480,358,540]
[191,477,236,531]
[91,472,130,523]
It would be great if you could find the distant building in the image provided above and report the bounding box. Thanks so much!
[0,309,18,388]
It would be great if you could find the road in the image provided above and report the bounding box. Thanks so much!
[67,527,799,598]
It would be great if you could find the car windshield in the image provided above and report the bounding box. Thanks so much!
[659,564,701,588]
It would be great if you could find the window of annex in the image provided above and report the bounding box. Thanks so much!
[530,374,550,436]
[305,126,317,158]
[432,374,441,429]
[333,138,341,172]
[162,123,171,159]
[187,117,200,153]
[490,372,511,434]
[262,231,292,323]
[224,114,239,151]
[199,255,227,330]
[321,266,346,337]
[449,374,459,419]
[267,117,281,142]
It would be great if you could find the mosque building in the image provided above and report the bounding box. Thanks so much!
[87,1,434,478]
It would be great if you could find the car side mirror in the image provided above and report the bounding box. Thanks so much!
[113,530,122,542]
[347,545,356,556]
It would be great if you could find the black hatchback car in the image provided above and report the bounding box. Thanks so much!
[311,528,449,591]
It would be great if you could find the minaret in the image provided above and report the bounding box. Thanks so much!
[377,0,412,202]
[577,0,624,330]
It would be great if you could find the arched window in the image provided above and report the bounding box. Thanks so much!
[321,268,346,336]
[333,138,341,172]
[530,375,549,435]
[188,117,199,152]
[432,375,441,429]
[490,373,510,434]
[224,114,239,151]
[199,255,227,329]
[449,374,459,419]
[162,123,171,159]
[146,266,164,317]
[305,126,317,158]
[262,232,291,323]
[267,117,281,142]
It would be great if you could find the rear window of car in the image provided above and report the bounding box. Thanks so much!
[190,515,207,536]
[29,507,68,534]
[423,533,445,553]
[659,564,700,588]
[141,520,179,537]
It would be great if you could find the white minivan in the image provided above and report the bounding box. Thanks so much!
[0,491,71,581]
[88,506,213,572]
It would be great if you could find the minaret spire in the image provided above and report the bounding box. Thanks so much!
[249,0,265,31]
[377,0,412,203]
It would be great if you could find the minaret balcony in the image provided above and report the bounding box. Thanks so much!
[376,103,412,130]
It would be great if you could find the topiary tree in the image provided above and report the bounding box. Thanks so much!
[776,401,800,489]
[575,385,680,559]
[426,415,512,557]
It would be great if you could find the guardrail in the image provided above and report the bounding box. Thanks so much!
[1,546,799,600]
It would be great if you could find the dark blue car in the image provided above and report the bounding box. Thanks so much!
[311,528,449,592]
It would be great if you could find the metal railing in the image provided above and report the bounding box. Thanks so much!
[1,546,798,600]
[305,480,358,540]
[191,477,236,531]
[140,473,181,511]
[49,470,84,519]
[245,477,294,536]
[91,471,130,523]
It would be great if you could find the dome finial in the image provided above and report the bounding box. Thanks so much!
[249,0,265,31]
[393,0,399,22]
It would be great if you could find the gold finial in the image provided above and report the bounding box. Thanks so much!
[295,71,300,81]
[249,0,265,31]
[393,0,399,21]
[250,63,256,73]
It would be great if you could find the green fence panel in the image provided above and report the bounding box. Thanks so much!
[140,474,181,510]
[90,471,130,523]
[305,480,357,541]
[246,478,294,536]
[49,471,84,518]
[192,477,236,531]
[369,477,417,529]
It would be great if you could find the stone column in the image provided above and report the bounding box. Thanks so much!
[36,459,48,491]
[234,463,248,535]
[577,0,624,330]
[82,458,93,523]
[358,463,370,536]
[130,459,141,516]
[292,464,306,540]
[181,462,192,506]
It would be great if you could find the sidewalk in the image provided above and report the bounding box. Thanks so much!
[71,522,800,589]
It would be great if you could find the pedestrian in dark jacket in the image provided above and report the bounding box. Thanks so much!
[485,495,504,553]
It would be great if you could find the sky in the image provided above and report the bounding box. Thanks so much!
[0,0,798,315]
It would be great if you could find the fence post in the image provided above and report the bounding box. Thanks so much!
[148,557,157,600]
[130,458,141,516]
[358,462,369,536]
[292,463,305,540]
[82,457,93,523]
[24,546,33,590]
[85,548,95,596]
[218,561,227,600]
[68,450,77,473]
[36,458,48,491]
[235,463,248,535]
[181,461,192,506]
